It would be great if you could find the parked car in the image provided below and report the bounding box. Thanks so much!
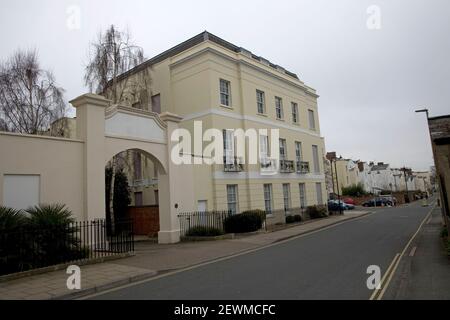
[362,197,394,207]
[328,200,354,211]
[379,195,397,206]
[343,197,355,205]
[328,200,345,211]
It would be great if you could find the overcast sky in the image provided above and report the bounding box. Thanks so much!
[1,0,449,171]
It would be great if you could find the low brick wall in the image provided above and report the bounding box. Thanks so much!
[127,205,159,237]
[342,191,421,206]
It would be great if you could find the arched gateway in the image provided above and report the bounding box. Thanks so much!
[69,93,195,243]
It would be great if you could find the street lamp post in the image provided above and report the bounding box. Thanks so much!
[401,167,410,203]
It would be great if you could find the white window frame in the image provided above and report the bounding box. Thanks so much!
[316,182,323,205]
[279,138,287,160]
[275,96,283,120]
[292,102,299,124]
[220,79,231,107]
[227,184,239,214]
[308,109,316,130]
[223,129,235,164]
[312,144,320,173]
[263,184,273,214]
[259,134,269,160]
[299,183,307,208]
[256,90,265,114]
[283,183,291,212]
[295,141,302,162]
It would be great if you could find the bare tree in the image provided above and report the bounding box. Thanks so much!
[85,25,152,226]
[84,25,150,105]
[0,49,67,134]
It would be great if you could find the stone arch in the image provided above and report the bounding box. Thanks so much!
[70,93,194,243]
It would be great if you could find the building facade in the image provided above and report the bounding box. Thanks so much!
[107,31,327,213]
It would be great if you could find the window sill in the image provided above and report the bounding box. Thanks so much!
[220,104,233,109]
[292,122,300,126]
[276,118,285,122]
[257,112,268,117]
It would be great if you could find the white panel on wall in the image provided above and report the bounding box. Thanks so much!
[105,113,165,142]
[3,175,40,210]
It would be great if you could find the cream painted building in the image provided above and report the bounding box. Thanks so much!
[106,31,327,213]
[325,154,360,195]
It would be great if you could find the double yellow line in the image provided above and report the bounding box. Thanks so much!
[369,202,436,300]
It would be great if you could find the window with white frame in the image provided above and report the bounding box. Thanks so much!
[295,141,302,162]
[283,183,291,212]
[292,102,299,124]
[279,138,287,160]
[299,183,307,208]
[312,145,320,173]
[256,90,265,114]
[223,129,235,164]
[308,109,316,130]
[227,184,239,214]
[316,182,323,205]
[220,79,231,107]
[259,134,269,160]
[263,184,273,214]
[275,96,283,119]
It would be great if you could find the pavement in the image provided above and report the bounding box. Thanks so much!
[383,205,450,299]
[0,210,367,300]
[87,200,435,300]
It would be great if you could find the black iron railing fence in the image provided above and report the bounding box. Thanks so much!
[178,211,231,236]
[0,219,134,276]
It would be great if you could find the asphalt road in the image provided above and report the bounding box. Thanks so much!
[91,200,433,300]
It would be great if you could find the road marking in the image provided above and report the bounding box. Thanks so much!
[80,212,376,300]
[426,216,432,224]
[374,203,436,300]
[369,253,400,300]
[409,246,417,257]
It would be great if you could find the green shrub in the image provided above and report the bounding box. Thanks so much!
[342,183,366,196]
[0,204,87,275]
[0,207,28,274]
[25,204,83,266]
[307,205,328,219]
[186,226,224,237]
[0,206,27,232]
[286,215,302,224]
[224,210,265,233]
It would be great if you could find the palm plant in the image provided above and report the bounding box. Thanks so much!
[0,206,27,232]
[0,206,28,274]
[25,204,83,266]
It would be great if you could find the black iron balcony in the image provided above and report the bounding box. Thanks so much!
[280,160,295,173]
[296,161,310,174]
[223,156,244,172]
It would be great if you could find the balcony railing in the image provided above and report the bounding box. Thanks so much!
[129,178,158,188]
[223,156,244,172]
[280,160,295,173]
[296,161,310,174]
